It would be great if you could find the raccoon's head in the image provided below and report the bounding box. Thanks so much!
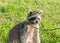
[27,10,42,24]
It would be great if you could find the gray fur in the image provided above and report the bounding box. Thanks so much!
[9,11,42,43]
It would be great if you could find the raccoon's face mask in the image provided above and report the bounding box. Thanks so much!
[28,16,40,24]
[27,10,42,24]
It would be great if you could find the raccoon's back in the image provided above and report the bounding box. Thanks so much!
[9,21,25,42]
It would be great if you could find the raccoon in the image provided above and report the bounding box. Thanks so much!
[9,10,42,43]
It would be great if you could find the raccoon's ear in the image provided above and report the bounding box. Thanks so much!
[29,11,33,14]
[39,10,43,15]
[28,9,33,14]
[28,10,33,17]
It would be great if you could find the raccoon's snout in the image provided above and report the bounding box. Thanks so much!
[35,20,38,23]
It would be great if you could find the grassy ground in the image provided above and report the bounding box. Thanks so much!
[0,0,60,43]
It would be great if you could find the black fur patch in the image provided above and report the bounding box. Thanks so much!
[29,17,36,21]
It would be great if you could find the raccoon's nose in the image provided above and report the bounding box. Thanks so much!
[36,20,38,23]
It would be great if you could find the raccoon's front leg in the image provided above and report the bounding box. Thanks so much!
[37,29,40,43]
[33,29,40,43]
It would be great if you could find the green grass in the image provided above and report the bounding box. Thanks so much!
[0,0,60,43]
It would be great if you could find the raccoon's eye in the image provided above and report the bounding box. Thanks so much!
[29,17,36,21]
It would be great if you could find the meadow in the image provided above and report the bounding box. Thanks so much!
[0,0,60,43]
